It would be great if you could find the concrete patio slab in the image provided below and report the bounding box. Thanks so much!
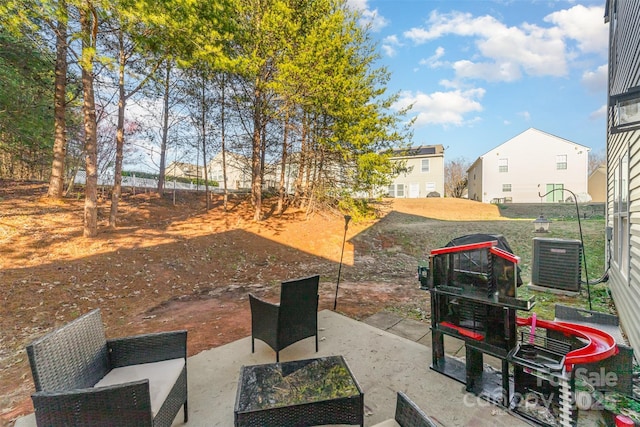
[178,310,530,426]
[15,310,610,426]
[15,310,530,427]
[362,311,403,330]
[385,318,430,342]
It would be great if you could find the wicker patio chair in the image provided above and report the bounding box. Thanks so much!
[372,392,438,427]
[249,274,320,362]
[26,309,188,427]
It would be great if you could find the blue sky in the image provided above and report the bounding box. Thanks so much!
[347,0,609,163]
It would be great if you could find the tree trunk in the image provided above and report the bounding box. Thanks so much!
[220,74,228,211]
[80,6,98,238]
[47,1,68,199]
[251,89,263,221]
[293,113,308,205]
[109,29,126,228]
[201,75,210,210]
[276,112,289,215]
[157,62,171,195]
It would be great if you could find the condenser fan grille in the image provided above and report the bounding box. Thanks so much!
[531,238,582,292]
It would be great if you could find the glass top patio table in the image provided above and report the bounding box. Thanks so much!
[234,355,364,426]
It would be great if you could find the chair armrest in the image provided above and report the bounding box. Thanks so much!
[249,294,279,318]
[395,392,437,427]
[32,380,153,427]
[249,293,279,332]
[107,330,187,368]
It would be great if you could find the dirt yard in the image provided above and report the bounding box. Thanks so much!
[0,181,506,425]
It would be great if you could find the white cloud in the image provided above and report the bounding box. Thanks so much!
[384,34,401,45]
[582,64,608,93]
[382,35,401,57]
[382,45,396,57]
[438,79,460,89]
[544,5,608,56]
[590,104,607,120]
[419,46,446,68]
[346,0,388,32]
[404,11,509,44]
[518,111,531,121]
[393,87,485,127]
[453,60,522,82]
[403,5,605,83]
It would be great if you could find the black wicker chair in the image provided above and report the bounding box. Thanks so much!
[372,392,438,427]
[249,274,320,362]
[26,309,188,427]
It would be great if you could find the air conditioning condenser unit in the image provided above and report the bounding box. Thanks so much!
[530,237,582,294]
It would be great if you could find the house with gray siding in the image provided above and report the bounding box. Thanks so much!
[467,128,590,203]
[604,0,640,357]
[388,145,445,198]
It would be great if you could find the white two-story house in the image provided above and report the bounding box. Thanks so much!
[388,145,445,198]
[467,128,590,203]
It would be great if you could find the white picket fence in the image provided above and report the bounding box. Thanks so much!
[73,170,206,191]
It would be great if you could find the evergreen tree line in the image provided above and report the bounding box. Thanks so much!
[0,0,412,236]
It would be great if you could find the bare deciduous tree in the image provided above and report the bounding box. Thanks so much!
[445,157,471,198]
[589,148,606,174]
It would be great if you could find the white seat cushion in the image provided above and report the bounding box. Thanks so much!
[370,419,401,427]
[94,358,184,416]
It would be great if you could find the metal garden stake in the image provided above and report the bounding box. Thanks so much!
[334,215,352,310]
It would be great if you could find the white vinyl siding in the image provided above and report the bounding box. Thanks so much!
[612,151,629,278]
[388,146,445,198]
[469,128,588,203]
[604,0,640,358]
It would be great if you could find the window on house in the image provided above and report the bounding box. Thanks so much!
[396,184,405,197]
[545,183,564,202]
[498,158,508,173]
[612,90,640,131]
[616,96,640,126]
[421,159,430,173]
[502,184,511,192]
[556,155,567,170]
[613,150,629,279]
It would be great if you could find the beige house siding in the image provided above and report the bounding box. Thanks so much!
[467,158,483,202]
[468,128,589,203]
[165,162,204,180]
[588,165,606,202]
[389,145,445,198]
[607,131,640,355]
[605,0,640,357]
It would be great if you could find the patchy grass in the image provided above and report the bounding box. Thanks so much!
[369,200,610,321]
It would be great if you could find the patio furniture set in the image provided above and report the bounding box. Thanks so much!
[24,274,436,426]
